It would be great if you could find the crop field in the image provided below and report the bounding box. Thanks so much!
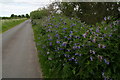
[32,15,120,79]
[0,18,27,33]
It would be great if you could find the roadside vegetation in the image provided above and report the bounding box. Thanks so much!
[0,13,30,33]
[31,2,120,79]
[0,18,27,33]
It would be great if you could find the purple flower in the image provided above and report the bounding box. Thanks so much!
[98,44,101,48]
[70,31,73,34]
[75,53,78,55]
[104,27,107,30]
[96,28,100,33]
[49,42,52,46]
[73,46,77,49]
[104,59,109,65]
[62,42,67,46]
[55,34,59,37]
[68,58,72,61]
[56,40,60,44]
[90,56,93,61]
[64,36,67,38]
[55,25,58,28]
[63,28,67,30]
[77,46,80,49]
[72,57,75,60]
[92,51,96,54]
[67,49,71,52]
[69,34,72,37]
[109,34,112,37]
[48,39,52,41]
[79,54,82,56]
[83,33,86,38]
[92,38,96,43]
[67,38,71,40]
[104,17,107,21]
[102,45,106,48]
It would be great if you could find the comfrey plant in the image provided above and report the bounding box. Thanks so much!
[33,15,120,79]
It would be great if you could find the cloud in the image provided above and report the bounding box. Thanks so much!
[0,0,55,17]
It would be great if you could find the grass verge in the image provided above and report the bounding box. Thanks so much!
[0,18,27,33]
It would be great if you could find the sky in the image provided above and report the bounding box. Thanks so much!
[0,0,119,17]
[0,0,56,17]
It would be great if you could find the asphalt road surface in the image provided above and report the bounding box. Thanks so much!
[2,20,42,78]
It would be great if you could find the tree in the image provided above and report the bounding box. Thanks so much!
[21,14,25,18]
[11,14,14,17]
[18,15,21,18]
[25,14,30,18]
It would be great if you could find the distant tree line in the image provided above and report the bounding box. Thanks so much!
[1,14,30,19]
[10,14,30,18]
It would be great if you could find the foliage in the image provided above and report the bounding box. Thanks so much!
[32,15,120,79]
[1,18,27,33]
[58,2,120,24]
[30,9,49,19]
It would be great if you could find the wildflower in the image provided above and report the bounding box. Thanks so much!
[62,42,67,46]
[92,51,96,54]
[98,55,103,61]
[69,34,72,37]
[55,34,59,37]
[70,31,73,34]
[90,56,93,61]
[72,57,75,60]
[104,59,109,65]
[56,40,60,44]
[110,24,112,28]
[63,28,67,30]
[104,27,107,30]
[98,44,101,48]
[75,53,79,55]
[83,33,86,38]
[102,45,106,48]
[90,50,92,53]
[104,17,107,21]
[48,57,52,60]
[64,36,67,38]
[68,58,72,61]
[55,25,58,28]
[77,46,80,49]
[49,42,52,46]
[109,34,112,37]
[73,46,77,49]
[96,28,100,33]
[67,49,71,52]
[47,52,50,54]
[79,54,82,56]
[67,38,71,40]
[92,38,96,43]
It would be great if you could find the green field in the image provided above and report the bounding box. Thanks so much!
[0,18,27,33]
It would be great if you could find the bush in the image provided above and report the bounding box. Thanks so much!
[33,15,120,79]
[30,9,49,19]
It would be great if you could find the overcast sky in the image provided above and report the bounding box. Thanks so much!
[0,0,56,17]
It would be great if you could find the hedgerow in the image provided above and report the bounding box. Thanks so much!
[33,15,120,79]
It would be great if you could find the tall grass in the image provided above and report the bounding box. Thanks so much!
[1,18,27,33]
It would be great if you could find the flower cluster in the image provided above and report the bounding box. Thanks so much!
[33,15,120,79]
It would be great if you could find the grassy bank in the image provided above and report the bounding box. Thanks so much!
[0,18,27,33]
[32,15,119,79]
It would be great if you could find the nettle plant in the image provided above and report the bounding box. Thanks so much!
[34,15,120,79]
